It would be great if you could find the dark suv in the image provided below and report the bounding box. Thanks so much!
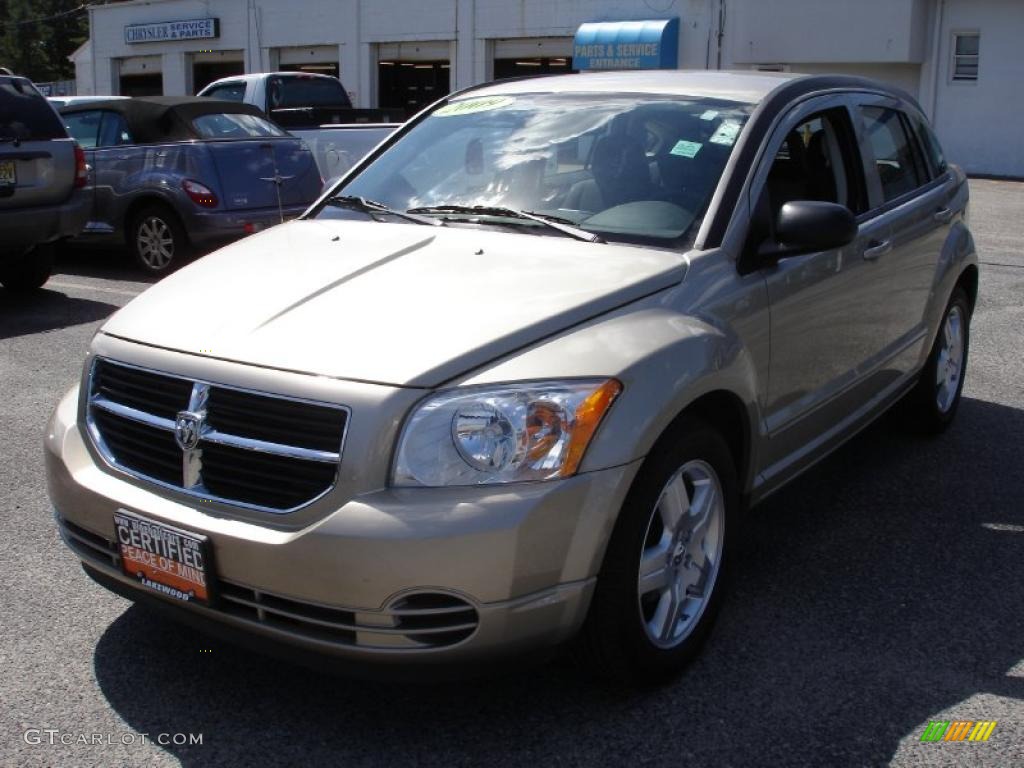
[0,74,89,291]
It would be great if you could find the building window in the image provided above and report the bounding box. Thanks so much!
[952,32,980,82]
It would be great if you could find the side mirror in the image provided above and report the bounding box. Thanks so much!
[772,200,857,256]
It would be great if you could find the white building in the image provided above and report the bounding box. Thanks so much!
[76,0,1024,176]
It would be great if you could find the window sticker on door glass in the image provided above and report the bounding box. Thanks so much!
[434,95,515,117]
[699,110,719,121]
[709,119,741,146]
[670,140,703,158]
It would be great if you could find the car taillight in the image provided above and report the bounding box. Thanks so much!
[182,179,218,208]
[73,144,87,188]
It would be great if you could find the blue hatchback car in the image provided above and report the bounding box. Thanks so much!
[60,97,322,273]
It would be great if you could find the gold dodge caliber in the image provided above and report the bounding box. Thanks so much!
[46,71,978,683]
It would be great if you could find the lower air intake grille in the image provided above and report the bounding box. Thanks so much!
[56,517,479,651]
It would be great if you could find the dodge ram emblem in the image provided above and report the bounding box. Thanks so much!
[174,411,203,451]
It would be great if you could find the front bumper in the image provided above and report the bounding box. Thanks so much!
[46,377,640,668]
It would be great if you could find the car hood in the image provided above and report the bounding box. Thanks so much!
[101,219,687,387]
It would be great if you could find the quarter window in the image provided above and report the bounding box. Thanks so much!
[859,106,923,204]
[952,33,980,82]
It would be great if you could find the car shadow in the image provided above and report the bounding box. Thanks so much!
[55,245,163,284]
[0,286,119,340]
[92,397,1024,767]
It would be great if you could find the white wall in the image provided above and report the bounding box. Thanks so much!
[930,0,1024,176]
[726,0,929,64]
[82,0,1024,176]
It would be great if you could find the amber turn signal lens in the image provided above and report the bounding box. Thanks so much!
[561,378,622,476]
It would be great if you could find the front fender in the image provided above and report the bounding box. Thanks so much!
[460,289,766,490]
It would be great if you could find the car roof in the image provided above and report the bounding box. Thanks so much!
[205,72,339,86]
[461,70,798,104]
[456,70,913,107]
[57,96,267,143]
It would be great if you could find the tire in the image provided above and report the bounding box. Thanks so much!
[577,418,739,685]
[128,205,190,274]
[0,243,55,292]
[900,287,971,435]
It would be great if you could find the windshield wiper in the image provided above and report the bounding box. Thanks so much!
[406,204,604,243]
[326,195,443,227]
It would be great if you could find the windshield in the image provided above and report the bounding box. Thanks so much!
[318,91,752,245]
[191,113,288,139]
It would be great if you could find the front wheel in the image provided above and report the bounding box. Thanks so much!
[577,419,738,685]
[129,206,189,274]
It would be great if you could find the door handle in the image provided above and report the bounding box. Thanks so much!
[933,207,954,224]
[862,240,892,261]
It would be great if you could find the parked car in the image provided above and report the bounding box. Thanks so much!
[46,71,977,684]
[1,73,89,291]
[58,96,322,272]
[197,72,400,129]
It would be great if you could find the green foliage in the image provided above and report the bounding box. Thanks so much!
[0,0,88,83]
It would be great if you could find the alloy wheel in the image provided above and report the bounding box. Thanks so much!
[136,216,175,270]
[637,459,725,649]
[935,305,965,413]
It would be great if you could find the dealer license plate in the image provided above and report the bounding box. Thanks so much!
[113,510,213,605]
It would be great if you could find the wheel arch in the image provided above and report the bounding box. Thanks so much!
[957,263,979,315]
[644,388,754,506]
[123,195,190,247]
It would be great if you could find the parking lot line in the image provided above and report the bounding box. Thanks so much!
[48,281,145,298]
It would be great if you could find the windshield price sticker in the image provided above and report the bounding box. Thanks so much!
[435,96,515,117]
[709,119,742,146]
[670,140,703,158]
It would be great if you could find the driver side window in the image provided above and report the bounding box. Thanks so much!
[764,108,865,219]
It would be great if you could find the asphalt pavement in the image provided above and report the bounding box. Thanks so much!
[1,180,1021,768]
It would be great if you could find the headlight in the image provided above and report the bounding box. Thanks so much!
[393,379,622,487]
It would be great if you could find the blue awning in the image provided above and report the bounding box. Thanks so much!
[573,19,679,71]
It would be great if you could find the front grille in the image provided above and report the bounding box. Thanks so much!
[86,358,349,513]
[56,517,479,651]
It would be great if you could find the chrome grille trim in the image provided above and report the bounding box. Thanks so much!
[91,393,340,463]
[85,357,350,514]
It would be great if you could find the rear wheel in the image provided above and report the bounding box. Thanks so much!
[129,205,189,274]
[900,287,971,434]
[577,419,738,685]
[0,243,55,292]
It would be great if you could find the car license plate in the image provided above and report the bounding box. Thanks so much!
[0,160,15,187]
[113,510,213,605]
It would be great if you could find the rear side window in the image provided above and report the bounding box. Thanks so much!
[191,113,287,139]
[98,112,133,147]
[859,106,923,203]
[267,76,352,109]
[63,110,103,148]
[0,78,67,141]
[908,113,948,178]
[203,83,247,102]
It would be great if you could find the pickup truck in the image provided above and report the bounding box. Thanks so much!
[197,72,400,129]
